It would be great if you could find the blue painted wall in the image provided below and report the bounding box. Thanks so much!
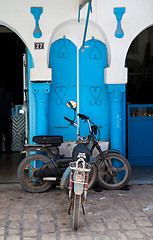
[27,38,127,154]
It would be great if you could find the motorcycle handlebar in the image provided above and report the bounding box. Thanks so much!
[64,117,74,125]
[77,113,89,120]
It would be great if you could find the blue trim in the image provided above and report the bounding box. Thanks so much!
[31,7,43,39]
[114,7,126,38]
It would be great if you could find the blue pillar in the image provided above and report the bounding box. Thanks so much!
[107,84,125,154]
[32,83,51,135]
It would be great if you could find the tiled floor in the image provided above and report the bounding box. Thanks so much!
[129,166,153,185]
[0,152,24,183]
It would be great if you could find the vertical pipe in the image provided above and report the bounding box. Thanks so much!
[77,49,80,137]
[82,1,91,51]
[23,54,28,145]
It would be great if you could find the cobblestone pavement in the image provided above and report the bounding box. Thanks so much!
[0,184,153,240]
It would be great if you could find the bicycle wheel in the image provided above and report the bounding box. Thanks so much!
[88,163,98,190]
[97,153,131,190]
[17,154,54,193]
[72,194,81,230]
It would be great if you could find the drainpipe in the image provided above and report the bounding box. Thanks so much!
[32,82,51,135]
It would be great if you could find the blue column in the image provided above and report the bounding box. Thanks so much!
[107,84,125,154]
[32,83,51,135]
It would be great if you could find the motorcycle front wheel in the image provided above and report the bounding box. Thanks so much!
[17,154,54,193]
[72,194,81,230]
[97,153,131,190]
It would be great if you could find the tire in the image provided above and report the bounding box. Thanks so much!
[17,154,54,193]
[88,163,98,190]
[72,194,81,230]
[97,153,131,190]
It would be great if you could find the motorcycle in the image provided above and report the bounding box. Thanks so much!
[17,101,98,193]
[17,100,131,194]
[60,103,131,230]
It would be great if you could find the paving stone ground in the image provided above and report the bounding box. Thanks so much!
[0,183,153,240]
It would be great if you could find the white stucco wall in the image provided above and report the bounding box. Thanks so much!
[0,0,153,84]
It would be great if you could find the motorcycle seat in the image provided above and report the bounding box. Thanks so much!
[33,135,63,146]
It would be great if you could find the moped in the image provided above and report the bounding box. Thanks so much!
[17,101,98,193]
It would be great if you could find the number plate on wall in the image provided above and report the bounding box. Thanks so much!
[34,42,44,50]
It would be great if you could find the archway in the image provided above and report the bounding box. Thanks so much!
[0,25,25,183]
[126,26,153,184]
[48,36,109,156]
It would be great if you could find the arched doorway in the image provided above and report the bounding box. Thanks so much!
[0,26,25,183]
[126,26,153,183]
[49,36,109,140]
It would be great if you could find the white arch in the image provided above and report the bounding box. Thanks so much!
[0,21,35,66]
[125,23,153,64]
[47,19,111,66]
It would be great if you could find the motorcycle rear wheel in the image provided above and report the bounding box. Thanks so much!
[97,153,131,190]
[88,163,98,190]
[17,154,54,193]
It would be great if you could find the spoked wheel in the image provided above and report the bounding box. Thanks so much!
[17,154,54,193]
[72,194,81,230]
[97,153,131,190]
[88,163,98,190]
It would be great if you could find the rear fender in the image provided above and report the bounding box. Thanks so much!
[104,149,121,155]
[60,167,70,188]
[95,149,121,164]
[74,171,84,195]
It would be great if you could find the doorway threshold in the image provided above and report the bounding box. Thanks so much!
[129,166,153,185]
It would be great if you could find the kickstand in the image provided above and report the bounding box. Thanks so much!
[82,204,85,215]
[68,203,72,215]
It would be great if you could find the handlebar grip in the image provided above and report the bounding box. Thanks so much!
[78,113,89,120]
[64,117,74,125]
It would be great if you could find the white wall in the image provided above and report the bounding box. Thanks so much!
[0,0,153,84]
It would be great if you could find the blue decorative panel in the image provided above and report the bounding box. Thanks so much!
[79,37,109,140]
[49,37,77,141]
[128,104,153,166]
[114,7,125,38]
[31,7,43,38]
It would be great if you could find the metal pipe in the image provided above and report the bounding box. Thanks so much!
[77,49,80,137]
[82,1,92,51]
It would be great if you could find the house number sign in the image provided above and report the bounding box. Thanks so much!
[34,42,44,50]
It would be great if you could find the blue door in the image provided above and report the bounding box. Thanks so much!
[49,37,77,141]
[79,38,109,140]
[128,104,153,166]
[48,37,109,142]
